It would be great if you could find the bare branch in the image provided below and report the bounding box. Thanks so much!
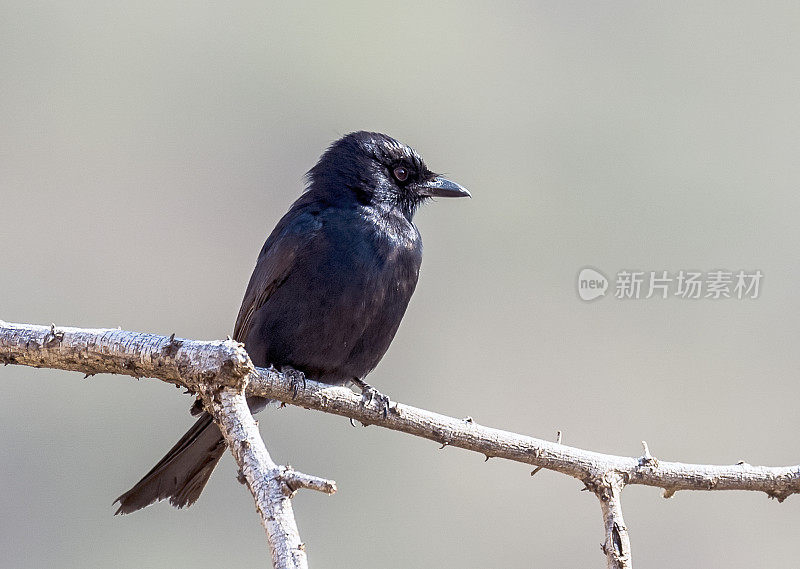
[4,319,800,568]
[0,320,253,391]
[209,390,324,569]
[249,366,800,502]
[591,472,632,569]
[0,321,325,569]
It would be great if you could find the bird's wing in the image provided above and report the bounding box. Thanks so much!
[232,209,322,343]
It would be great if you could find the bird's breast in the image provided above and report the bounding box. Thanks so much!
[248,205,423,383]
[356,205,421,253]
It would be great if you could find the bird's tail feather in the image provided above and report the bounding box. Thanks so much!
[114,412,226,515]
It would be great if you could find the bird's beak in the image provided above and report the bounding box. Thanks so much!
[415,176,471,198]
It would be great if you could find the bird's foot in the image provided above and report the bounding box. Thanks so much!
[352,379,391,418]
[282,367,306,399]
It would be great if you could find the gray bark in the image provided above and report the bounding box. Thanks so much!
[3,320,799,569]
[0,320,334,569]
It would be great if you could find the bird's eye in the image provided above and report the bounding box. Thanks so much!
[392,166,409,182]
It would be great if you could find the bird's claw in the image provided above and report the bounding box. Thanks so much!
[355,381,391,418]
[283,367,306,399]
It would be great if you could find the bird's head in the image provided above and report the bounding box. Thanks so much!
[307,131,470,220]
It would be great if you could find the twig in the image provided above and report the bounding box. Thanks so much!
[278,466,338,496]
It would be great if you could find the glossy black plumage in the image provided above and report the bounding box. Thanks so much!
[115,131,469,514]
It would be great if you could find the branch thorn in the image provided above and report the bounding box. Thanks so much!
[639,440,658,467]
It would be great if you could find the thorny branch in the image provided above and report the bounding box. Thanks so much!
[0,321,334,569]
[2,320,799,569]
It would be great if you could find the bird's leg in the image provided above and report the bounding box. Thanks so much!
[351,378,391,418]
[282,366,306,399]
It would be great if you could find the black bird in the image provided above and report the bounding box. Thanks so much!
[114,131,469,514]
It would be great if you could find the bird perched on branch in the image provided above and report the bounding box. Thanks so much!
[115,131,470,514]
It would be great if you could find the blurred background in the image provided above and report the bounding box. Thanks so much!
[2,2,800,567]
